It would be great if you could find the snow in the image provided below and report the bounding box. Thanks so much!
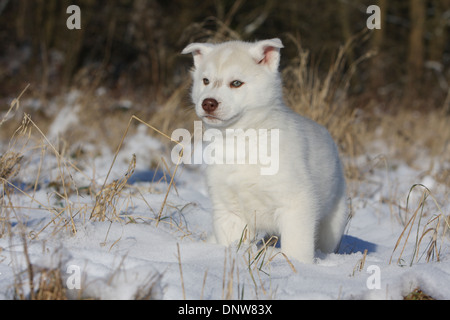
[1,111,449,300]
[46,91,82,140]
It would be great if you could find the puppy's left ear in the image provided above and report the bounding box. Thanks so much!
[249,38,284,72]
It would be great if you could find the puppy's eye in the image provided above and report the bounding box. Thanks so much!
[203,78,210,85]
[230,80,244,88]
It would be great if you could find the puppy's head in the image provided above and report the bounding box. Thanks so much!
[182,39,284,128]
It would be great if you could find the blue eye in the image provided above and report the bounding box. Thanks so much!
[230,80,244,88]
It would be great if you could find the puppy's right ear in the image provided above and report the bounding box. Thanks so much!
[181,43,214,68]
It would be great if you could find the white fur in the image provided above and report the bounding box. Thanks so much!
[182,38,348,263]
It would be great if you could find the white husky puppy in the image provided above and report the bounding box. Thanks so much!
[182,38,348,263]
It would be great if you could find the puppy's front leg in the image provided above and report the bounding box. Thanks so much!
[276,206,316,264]
[213,207,248,246]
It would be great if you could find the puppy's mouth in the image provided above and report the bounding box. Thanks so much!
[201,115,227,127]
[203,114,222,121]
[201,113,241,128]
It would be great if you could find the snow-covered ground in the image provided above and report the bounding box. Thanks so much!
[1,108,449,300]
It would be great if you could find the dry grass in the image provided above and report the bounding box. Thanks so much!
[90,154,136,222]
[282,33,373,159]
[352,249,368,276]
[0,91,180,299]
[0,152,23,182]
[132,273,164,300]
[404,288,435,300]
[14,266,69,300]
[390,184,449,267]
[362,107,450,170]
[11,235,163,300]
[11,231,69,300]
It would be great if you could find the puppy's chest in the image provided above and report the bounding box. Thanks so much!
[208,165,277,221]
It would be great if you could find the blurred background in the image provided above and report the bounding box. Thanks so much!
[0,0,449,174]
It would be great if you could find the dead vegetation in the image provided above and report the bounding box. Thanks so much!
[390,184,450,267]
[404,288,435,300]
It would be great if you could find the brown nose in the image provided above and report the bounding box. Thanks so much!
[202,98,219,113]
